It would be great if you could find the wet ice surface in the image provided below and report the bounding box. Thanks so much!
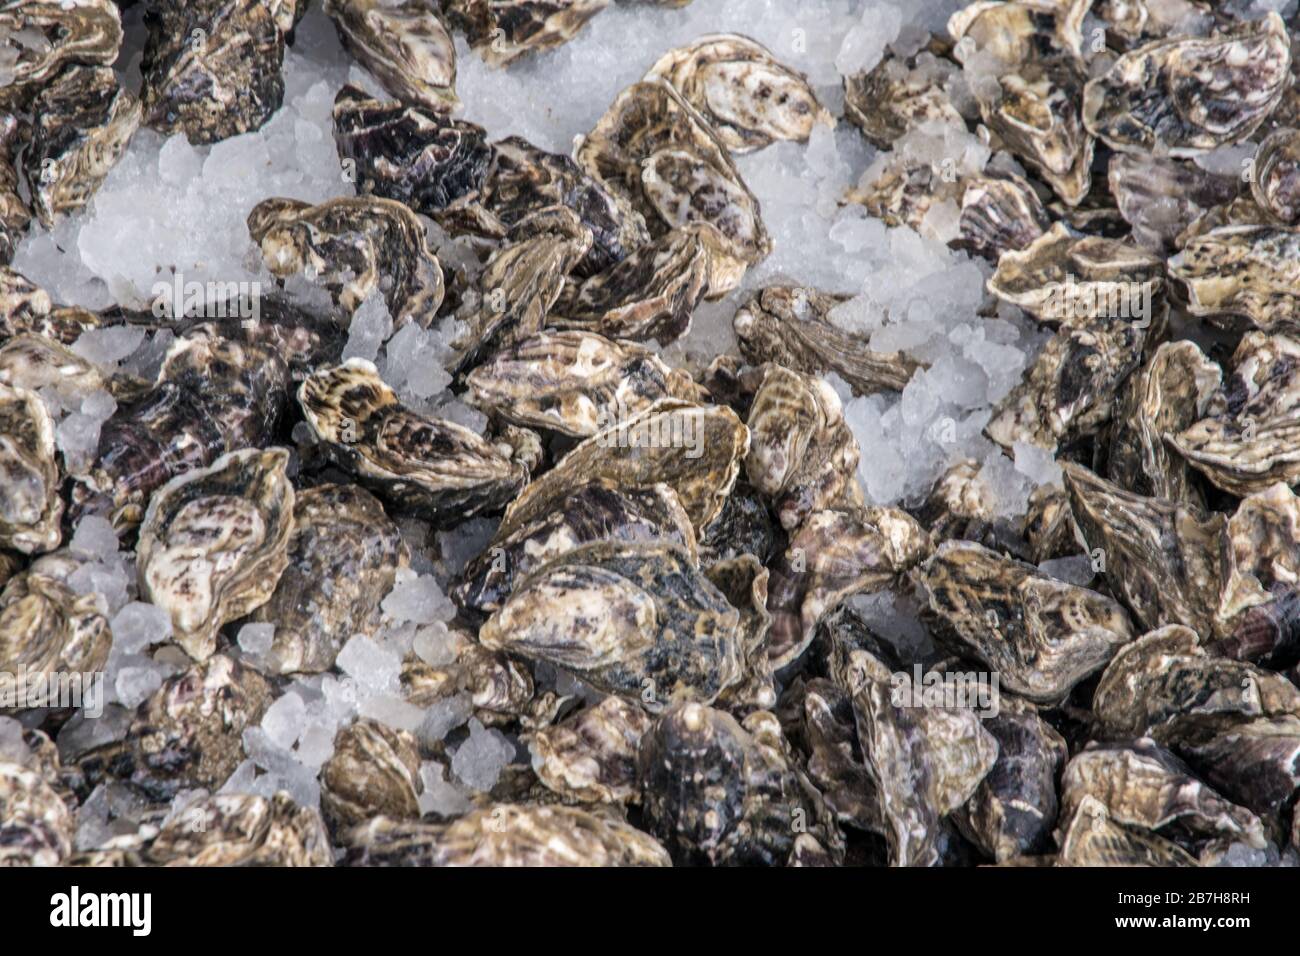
[12,0,1059,811]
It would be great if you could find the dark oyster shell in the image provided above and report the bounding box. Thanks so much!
[0,0,122,98]
[527,695,650,804]
[442,0,609,67]
[320,718,422,831]
[0,381,62,553]
[323,0,457,113]
[1252,127,1300,224]
[145,792,332,866]
[1108,153,1239,253]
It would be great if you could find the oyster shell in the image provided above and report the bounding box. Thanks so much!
[140,0,292,144]
[733,285,919,395]
[125,654,272,799]
[917,540,1136,703]
[1057,793,1197,866]
[1170,331,1300,495]
[1169,225,1300,332]
[0,0,122,98]
[479,541,742,709]
[1252,127,1300,224]
[527,695,650,804]
[247,484,409,674]
[323,0,457,113]
[499,399,748,537]
[342,803,671,866]
[137,448,296,660]
[0,382,62,553]
[1216,482,1300,641]
[25,64,140,227]
[1063,463,1227,635]
[248,196,445,329]
[442,0,610,68]
[0,332,105,399]
[1108,153,1239,253]
[706,553,776,713]
[744,364,862,531]
[697,479,775,565]
[1175,715,1300,825]
[1082,13,1291,156]
[0,756,73,865]
[1107,340,1221,503]
[455,479,696,614]
[766,508,931,668]
[320,718,422,831]
[644,34,831,153]
[843,40,964,150]
[465,330,706,438]
[146,792,332,867]
[0,113,30,264]
[576,79,771,296]
[298,359,528,526]
[955,171,1051,262]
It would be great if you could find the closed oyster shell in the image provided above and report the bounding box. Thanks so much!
[137,448,296,660]
[0,332,105,398]
[0,113,30,264]
[1252,127,1300,223]
[343,803,670,866]
[320,718,422,831]
[1174,715,1300,825]
[298,359,528,526]
[323,0,457,113]
[843,41,964,150]
[25,64,140,227]
[455,479,696,615]
[955,171,1051,262]
[1057,793,1197,866]
[527,695,650,804]
[479,541,742,709]
[1063,462,1227,635]
[0,758,73,865]
[1216,482,1300,641]
[248,196,445,329]
[442,0,610,68]
[1169,225,1300,332]
[636,703,817,866]
[1108,153,1239,253]
[248,484,409,674]
[125,653,272,799]
[1082,13,1291,156]
[733,285,919,394]
[706,553,776,714]
[644,34,831,153]
[917,540,1136,703]
[744,364,861,531]
[500,399,748,537]
[0,0,122,98]
[146,792,332,867]
[0,381,62,553]
[766,507,931,668]
[465,330,706,438]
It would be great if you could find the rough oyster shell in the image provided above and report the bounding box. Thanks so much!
[323,0,457,113]
[298,359,528,526]
[0,0,122,97]
[1108,152,1239,253]
[137,448,296,660]
[0,113,30,264]
[1216,482,1300,641]
[916,540,1136,703]
[146,792,332,866]
[1169,225,1300,332]
[733,285,919,395]
[843,40,964,150]
[955,171,1051,262]
[527,695,650,804]
[644,34,832,153]
[0,332,105,399]
[0,381,62,553]
[0,757,73,865]
[248,196,445,329]
[1057,793,1197,866]
[320,718,422,831]
[1252,127,1300,224]
[247,484,409,674]
[1082,13,1291,156]
[442,0,610,68]
[479,540,742,709]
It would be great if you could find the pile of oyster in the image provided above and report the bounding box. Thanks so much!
[2,0,1300,868]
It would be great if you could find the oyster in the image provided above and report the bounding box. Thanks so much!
[146,793,332,867]
[706,553,776,713]
[0,332,105,399]
[246,484,409,674]
[552,224,711,343]
[442,0,610,68]
[1107,340,1221,503]
[576,79,771,296]
[766,508,930,668]
[644,34,831,153]
[1170,331,1300,495]
[342,803,671,866]
[323,0,457,113]
[1083,13,1291,156]
[744,364,861,531]
[0,382,62,553]
[465,330,706,438]
[1252,127,1300,224]
[636,703,819,866]
[1108,153,1239,253]
[1057,793,1197,866]
[137,448,296,660]
[0,0,122,98]
[479,541,742,709]
[248,196,445,329]
[25,65,140,227]
[955,171,1051,262]
[917,540,1136,703]
[298,359,528,525]
[1216,482,1300,641]
[0,756,72,865]
[697,479,775,565]
[499,399,749,537]
[455,480,696,614]
[125,654,272,799]
[843,41,965,150]
[0,114,29,264]
[1063,463,1227,635]
[733,285,919,394]
[1175,715,1300,825]
[527,696,650,804]
[140,0,291,144]
[320,718,422,831]
[1169,226,1300,332]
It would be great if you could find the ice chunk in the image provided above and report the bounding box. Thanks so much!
[336,635,402,693]
[0,716,28,765]
[450,718,515,792]
[262,691,307,750]
[418,760,472,817]
[115,662,167,709]
[237,623,275,656]
[109,602,172,654]
[381,573,452,625]
[1038,555,1095,586]
[341,293,393,363]
[69,516,119,561]
[71,326,146,368]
